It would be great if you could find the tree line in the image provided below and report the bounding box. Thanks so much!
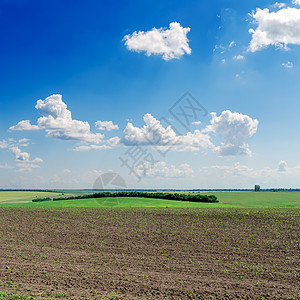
[49,191,218,203]
[32,197,52,202]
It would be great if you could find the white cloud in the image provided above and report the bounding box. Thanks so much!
[136,161,194,178]
[107,136,121,147]
[32,157,43,163]
[278,160,288,172]
[7,99,258,157]
[121,111,258,155]
[0,138,31,149]
[72,136,121,152]
[123,22,191,61]
[8,145,43,172]
[18,138,30,147]
[0,139,43,172]
[282,61,294,68]
[248,7,300,52]
[274,2,286,8]
[121,113,213,152]
[122,113,178,146]
[10,94,104,144]
[95,120,119,131]
[175,130,214,152]
[204,110,259,156]
[10,120,39,131]
[233,54,245,60]
[229,41,236,48]
[192,121,202,125]
[9,145,43,164]
[73,144,112,152]
[18,138,29,143]
[9,146,31,162]
[72,146,92,152]
[293,0,300,5]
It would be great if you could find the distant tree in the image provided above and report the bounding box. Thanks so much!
[254,185,260,192]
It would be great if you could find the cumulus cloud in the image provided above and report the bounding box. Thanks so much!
[107,136,121,147]
[10,147,42,172]
[204,110,259,156]
[278,160,288,172]
[248,7,300,52]
[122,113,178,146]
[123,22,191,61]
[10,146,31,162]
[175,130,214,152]
[293,0,300,5]
[10,94,104,144]
[95,120,119,131]
[136,161,194,178]
[9,145,43,164]
[282,61,294,68]
[10,120,39,131]
[121,113,213,152]
[121,111,258,155]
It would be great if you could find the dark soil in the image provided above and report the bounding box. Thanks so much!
[0,208,299,299]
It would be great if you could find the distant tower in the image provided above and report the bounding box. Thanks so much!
[254,185,260,192]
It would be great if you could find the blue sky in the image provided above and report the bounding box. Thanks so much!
[0,0,300,189]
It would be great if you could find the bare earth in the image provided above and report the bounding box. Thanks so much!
[0,208,299,299]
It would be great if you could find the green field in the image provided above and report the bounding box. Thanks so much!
[0,191,63,203]
[0,197,238,208]
[199,191,300,207]
[0,190,299,208]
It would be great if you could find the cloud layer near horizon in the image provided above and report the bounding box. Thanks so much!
[9,95,258,157]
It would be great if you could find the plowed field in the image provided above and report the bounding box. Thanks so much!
[0,208,299,299]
